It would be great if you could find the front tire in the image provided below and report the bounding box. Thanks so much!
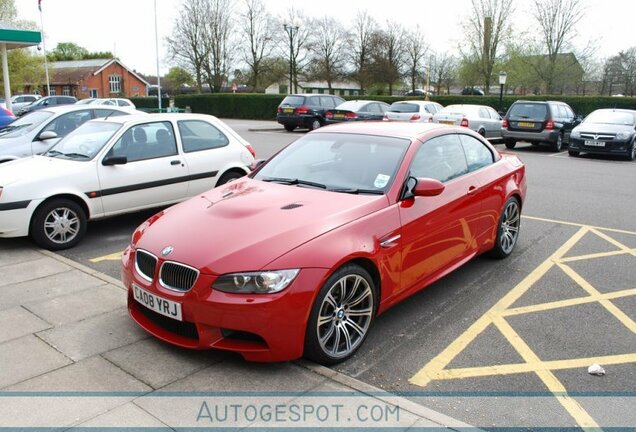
[308,118,322,131]
[489,197,521,259]
[305,264,376,365]
[568,150,580,157]
[627,143,636,161]
[30,198,87,250]
[504,140,516,149]
[216,170,245,186]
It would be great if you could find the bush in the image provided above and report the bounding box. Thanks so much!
[130,96,171,110]
[165,93,636,119]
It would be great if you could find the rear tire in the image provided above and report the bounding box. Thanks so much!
[30,198,87,251]
[478,129,486,137]
[552,133,563,152]
[308,118,321,131]
[489,197,521,259]
[504,140,516,149]
[284,124,296,132]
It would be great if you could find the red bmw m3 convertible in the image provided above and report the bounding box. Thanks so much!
[122,122,526,364]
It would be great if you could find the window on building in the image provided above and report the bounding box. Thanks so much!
[109,75,122,94]
[89,89,98,98]
[63,85,71,96]
[49,87,56,96]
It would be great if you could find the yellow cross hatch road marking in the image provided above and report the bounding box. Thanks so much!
[409,216,636,429]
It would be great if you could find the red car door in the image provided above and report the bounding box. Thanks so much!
[397,134,484,295]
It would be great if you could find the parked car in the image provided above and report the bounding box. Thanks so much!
[276,94,345,131]
[462,87,485,96]
[0,114,256,250]
[17,96,77,116]
[76,98,136,109]
[384,101,443,122]
[0,105,144,163]
[568,109,636,160]
[0,106,16,128]
[1,94,41,113]
[433,104,503,140]
[324,100,389,124]
[121,122,526,364]
[405,88,433,97]
[75,98,97,105]
[502,100,581,151]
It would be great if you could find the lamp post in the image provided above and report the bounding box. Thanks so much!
[283,21,299,94]
[498,71,507,112]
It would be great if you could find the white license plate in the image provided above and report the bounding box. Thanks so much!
[133,284,182,321]
[584,140,605,147]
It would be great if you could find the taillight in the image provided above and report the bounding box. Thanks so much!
[502,117,509,129]
[383,113,388,121]
[428,116,433,123]
[545,118,555,130]
[410,114,421,121]
[326,111,333,119]
[460,118,469,127]
[345,112,357,119]
[295,106,309,114]
[277,107,282,113]
[245,144,256,158]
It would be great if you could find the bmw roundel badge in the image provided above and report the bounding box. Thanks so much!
[161,246,174,257]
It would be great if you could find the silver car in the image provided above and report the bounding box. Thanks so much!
[433,104,503,140]
[384,101,444,122]
[0,105,145,163]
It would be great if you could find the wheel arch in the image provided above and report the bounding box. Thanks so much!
[30,193,90,231]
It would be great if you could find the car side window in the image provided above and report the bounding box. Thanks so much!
[106,121,177,162]
[368,103,382,114]
[564,105,574,119]
[410,134,468,182]
[319,96,336,109]
[458,134,494,172]
[424,105,434,114]
[42,110,92,137]
[178,120,229,153]
[478,108,489,118]
[489,108,501,120]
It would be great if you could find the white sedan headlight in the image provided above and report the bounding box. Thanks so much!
[213,269,300,294]
[570,129,581,139]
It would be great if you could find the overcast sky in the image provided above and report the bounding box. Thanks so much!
[15,0,635,76]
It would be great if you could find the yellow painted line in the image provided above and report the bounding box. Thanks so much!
[558,263,636,335]
[409,227,589,388]
[522,215,636,236]
[502,288,636,317]
[559,249,636,263]
[492,316,600,429]
[591,228,636,259]
[433,353,636,380]
[89,251,123,263]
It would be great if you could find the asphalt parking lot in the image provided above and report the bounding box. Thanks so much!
[3,119,635,429]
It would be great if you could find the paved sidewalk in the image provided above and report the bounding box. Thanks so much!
[0,239,473,429]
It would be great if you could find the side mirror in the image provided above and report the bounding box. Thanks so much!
[413,178,445,197]
[38,131,58,141]
[102,155,127,166]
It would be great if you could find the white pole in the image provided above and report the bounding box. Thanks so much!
[2,44,12,112]
[39,6,51,96]
[154,0,162,111]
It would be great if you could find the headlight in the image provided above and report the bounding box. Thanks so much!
[213,269,300,294]
[570,129,581,139]
[616,131,632,141]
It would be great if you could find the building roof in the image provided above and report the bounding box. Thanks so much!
[49,58,150,87]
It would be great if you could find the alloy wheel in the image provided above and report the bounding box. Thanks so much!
[316,274,374,359]
[500,200,520,254]
[43,206,81,245]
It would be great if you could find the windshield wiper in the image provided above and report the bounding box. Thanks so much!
[45,150,64,157]
[62,152,90,159]
[329,188,384,195]
[262,177,327,189]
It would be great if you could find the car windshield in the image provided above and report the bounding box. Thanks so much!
[76,99,95,105]
[508,103,548,120]
[254,132,410,194]
[584,110,635,126]
[0,110,54,138]
[389,103,419,113]
[45,121,121,161]
[280,96,305,107]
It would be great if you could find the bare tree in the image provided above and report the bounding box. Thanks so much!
[350,10,377,94]
[308,17,348,92]
[371,20,406,95]
[201,0,235,92]
[404,26,429,93]
[280,8,312,93]
[432,53,457,95]
[166,0,209,92]
[463,0,514,94]
[240,0,276,90]
[0,0,16,22]
[533,0,585,93]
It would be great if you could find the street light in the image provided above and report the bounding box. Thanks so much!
[283,20,300,94]
[498,71,507,112]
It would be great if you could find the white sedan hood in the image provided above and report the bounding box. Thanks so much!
[0,156,94,189]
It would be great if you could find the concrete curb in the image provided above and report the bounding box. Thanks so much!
[40,247,477,430]
[247,127,285,132]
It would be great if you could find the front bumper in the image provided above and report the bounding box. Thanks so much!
[501,128,559,144]
[0,199,39,238]
[569,138,633,155]
[122,247,328,362]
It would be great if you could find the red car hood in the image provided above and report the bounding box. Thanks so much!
[135,178,389,274]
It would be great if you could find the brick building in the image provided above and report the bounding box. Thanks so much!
[25,58,149,99]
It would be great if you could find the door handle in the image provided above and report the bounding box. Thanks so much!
[467,185,478,195]
[170,160,181,166]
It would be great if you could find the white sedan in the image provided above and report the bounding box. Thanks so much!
[0,113,256,250]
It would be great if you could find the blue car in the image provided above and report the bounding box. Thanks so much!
[0,106,16,128]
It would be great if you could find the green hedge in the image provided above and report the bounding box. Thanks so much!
[130,96,171,110]
[162,93,636,119]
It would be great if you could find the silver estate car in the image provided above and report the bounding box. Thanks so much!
[433,104,503,140]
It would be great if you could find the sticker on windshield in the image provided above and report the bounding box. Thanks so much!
[374,174,390,188]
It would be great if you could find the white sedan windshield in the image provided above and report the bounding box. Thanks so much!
[0,111,54,138]
[45,122,122,160]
